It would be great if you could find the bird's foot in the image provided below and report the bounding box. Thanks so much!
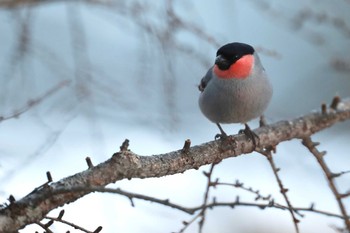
[215,123,237,152]
[215,123,229,140]
[239,124,259,149]
[215,132,228,140]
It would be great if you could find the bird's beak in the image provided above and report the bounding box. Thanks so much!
[215,55,231,70]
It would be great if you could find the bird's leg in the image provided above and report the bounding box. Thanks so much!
[239,123,259,148]
[215,123,228,140]
[259,115,267,127]
[215,123,237,157]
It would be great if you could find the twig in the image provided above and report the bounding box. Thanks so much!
[175,163,217,233]
[0,80,70,123]
[211,179,272,201]
[302,137,350,231]
[198,163,216,233]
[35,221,54,233]
[258,149,300,233]
[54,185,347,220]
[44,214,102,233]
[79,187,194,214]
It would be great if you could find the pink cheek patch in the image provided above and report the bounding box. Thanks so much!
[214,55,254,79]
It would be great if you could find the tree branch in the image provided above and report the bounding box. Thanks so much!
[258,149,300,233]
[50,186,349,224]
[302,137,350,231]
[0,97,350,232]
[0,80,70,123]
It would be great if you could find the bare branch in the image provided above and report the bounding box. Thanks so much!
[212,180,272,201]
[50,186,349,220]
[35,220,54,233]
[0,97,350,232]
[257,149,300,233]
[302,137,350,231]
[44,210,102,233]
[0,80,70,123]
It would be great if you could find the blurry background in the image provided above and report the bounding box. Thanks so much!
[0,0,350,232]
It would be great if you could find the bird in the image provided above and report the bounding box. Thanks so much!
[198,42,272,145]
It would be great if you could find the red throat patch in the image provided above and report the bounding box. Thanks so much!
[214,54,254,79]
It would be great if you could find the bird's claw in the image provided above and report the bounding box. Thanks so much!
[239,124,259,148]
[215,133,228,140]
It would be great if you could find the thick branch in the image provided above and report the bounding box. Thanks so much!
[0,97,350,232]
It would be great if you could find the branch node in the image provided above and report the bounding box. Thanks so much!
[281,188,289,194]
[128,197,135,207]
[330,172,341,179]
[340,191,350,199]
[211,178,219,188]
[309,203,315,210]
[235,196,240,203]
[202,171,210,177]
[321,103,327,114]
[93,226,103,233]
[120,139,130,152]
[181,139,191,153]
[44,220,54,228]
[46,171,53,183]
[320,151,327,156]
[8,195,15,204]
[234,180,242,187]
[330,96,341,110]
[57,210,65,220]
[312,141,320,147]
[86,157,94,168]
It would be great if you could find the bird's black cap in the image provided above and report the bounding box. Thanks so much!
[215,42,254,70]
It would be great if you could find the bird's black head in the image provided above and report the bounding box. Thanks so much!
[215,42,254,70]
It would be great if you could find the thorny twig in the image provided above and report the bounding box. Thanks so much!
[35,220,54,233]
[257,148,300,233]
[198,163,216,233]
[176,163,217,233]
[53,185,348,219]
[210,179,272,201]
[302,137,350,231]
[44,210,102,233]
